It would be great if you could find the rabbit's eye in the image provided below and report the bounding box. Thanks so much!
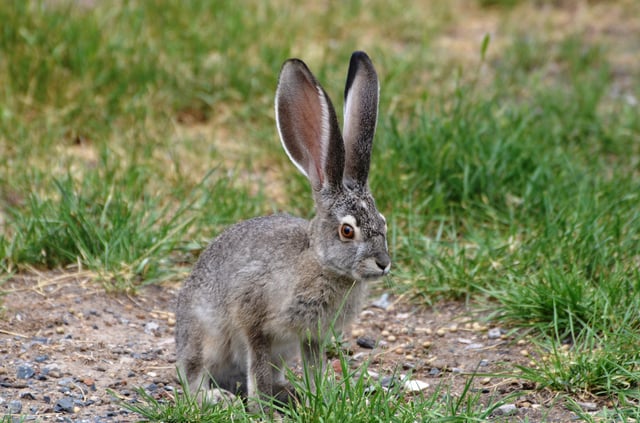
[340,223,355,240]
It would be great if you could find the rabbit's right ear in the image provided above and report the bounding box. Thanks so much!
[275,59,345,191]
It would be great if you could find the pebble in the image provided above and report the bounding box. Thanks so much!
[8,400,22,414]
[520,349,530,357]
[356,337,376,349]
[16,364,35,379]
[35,355,49,363]
[144,322,160,335]
[576,401,598,411]
[403,379,429,392]
[487,327,502,339]
[371,293,392,310]
[436,328,446,337]
[54,397,76,413]
[471,322,486,331]
[352,328,365,337]
[494,403,518,416]
[386,335,397,342]
[422,341,432,349]
[380,376,396,388]
[44,364,63,378]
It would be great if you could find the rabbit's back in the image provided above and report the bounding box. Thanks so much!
[177,213,310,313]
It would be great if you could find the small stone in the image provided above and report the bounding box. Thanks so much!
[404,379,429,392]
[467,343,484,350]
[167,317,176,327]
[448,324,458,333]
[54,397,75,413]
[520,349,529,357]
[8,400,22,414]
[360,310,375,318]
[144,322,160,335]
[479,359,489,367]
[576,401,598,411]
[480,377,491,385]
[494,403,518,416]
[380,376,396,388]
[386,335,397,342]
[517,339,527,346]
[55,326,65,334]
[351,328,365,337]
[471,322,484,331]
[35,355,49,363]
[436,328,446,337]
[44,364,62,378]
[371,293,392,310]
[356,337,376,349]
[422,341,432,349]
[16,364,35,379]
[429,368,440,376]
[487,328,502,339]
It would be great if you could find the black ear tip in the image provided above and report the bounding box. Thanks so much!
[351,51,370,61]
[345,51,377,99]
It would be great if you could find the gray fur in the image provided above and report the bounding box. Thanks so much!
[175,51,390,408]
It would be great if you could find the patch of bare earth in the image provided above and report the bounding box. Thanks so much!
[1,273,589,422]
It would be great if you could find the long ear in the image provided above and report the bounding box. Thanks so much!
[275,59,345,191]
[342,51,379,188]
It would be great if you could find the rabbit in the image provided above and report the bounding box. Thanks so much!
[175,51,390,409]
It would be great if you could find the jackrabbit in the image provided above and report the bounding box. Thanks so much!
[175,51,390,407]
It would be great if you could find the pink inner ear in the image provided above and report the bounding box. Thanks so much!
[277,62,332,190]
[299,87,325,186]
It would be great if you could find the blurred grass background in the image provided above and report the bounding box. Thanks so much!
[1,0,639,415]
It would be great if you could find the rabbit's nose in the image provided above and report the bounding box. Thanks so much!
[375,253,391,274]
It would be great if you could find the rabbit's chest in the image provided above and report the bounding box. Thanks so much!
[284,277,364,334]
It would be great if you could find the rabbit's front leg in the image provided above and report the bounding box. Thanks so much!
[246,332,274,410]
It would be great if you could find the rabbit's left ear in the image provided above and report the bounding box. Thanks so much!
[342,51,379,188]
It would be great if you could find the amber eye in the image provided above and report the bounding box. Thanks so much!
[340,223,355,239]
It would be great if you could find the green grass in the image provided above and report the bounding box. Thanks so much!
[120,352,509,422]
[1,0,639,420]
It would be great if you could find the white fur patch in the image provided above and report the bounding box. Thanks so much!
[379,212,387,232]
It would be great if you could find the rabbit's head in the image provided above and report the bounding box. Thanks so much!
[275,51,390,282]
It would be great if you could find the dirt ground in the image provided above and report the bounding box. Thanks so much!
[0,271,599,422]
